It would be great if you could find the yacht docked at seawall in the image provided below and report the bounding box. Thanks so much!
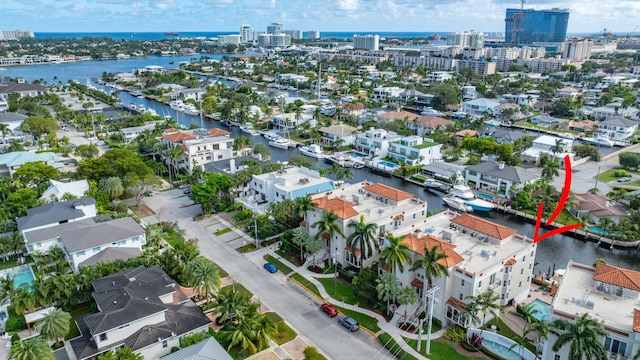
[443,194,474,212]
[183,103,200,116]
[170,100,185,111]
[240,123,261,136]
[268,136,294,150]
[446,171,495,212]
[298,144,326,159]
[581,136,614,147]
[325,151,364,168]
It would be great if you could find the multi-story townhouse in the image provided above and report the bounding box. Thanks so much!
[160,128,236,173]
[248,166,335,207]
[272,112,315,131]
[598,117,639,141]
[591,103,640,121]
[542,261,640,360]
[463,98,501,117]
[400,89,434,108]
[465,161,539,199]
[354,128,401,158]
[387,136,442,166]
[17,197,97,235]
[427,71,454,83]
[373,86,405,103]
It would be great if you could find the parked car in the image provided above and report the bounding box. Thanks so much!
[183,188,191,194]
[338,316,359,332]
[263,263,278,273]
[320,303,338,317]
[618,177,631,182]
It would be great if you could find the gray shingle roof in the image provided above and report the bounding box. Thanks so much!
[0,112,28,123]
[599,116,638,127]
[465,161,538,184]
[0,82,47,94]
[79,247,142,268]
[61,217,144,253]
[16,197,95,230]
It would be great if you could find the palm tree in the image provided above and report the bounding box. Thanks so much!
[346,215,378,261]
[465,290,501,333]
[0,277,15,306]
[9,337,54,360]
[214,287,252,325]
[311,210,344,248]
[410,245,449,293]
[36,308,72,345]
[510,303,540,357]
[376,272,400,315]
[396,285,419,320]
[0,122,12,146]
[597,217,615,239]
[293,194,315,221]
[99,176,124,200]
[329,163,354,183]
[186,256,221,302]
[252,313,277,351]
[541,160,560,181]
[551,313,607,360]
[379,233,411,274]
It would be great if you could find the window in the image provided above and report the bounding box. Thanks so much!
[118,324,129,330]
[36,243,42,248]
[459,293,463,300]
[76,250,86,257]
[554,354,561,360]
[132,236,140,242]
[489,273,496,284]
[522,256,526,262]
[100,333,107,341]
[92,247,101,253]
[518,281,522,288]
[461,279,465,287]
[162,339,168,348]
[117,240,126,246]
[520,269,524,275]
[604,337,627,356]
[478,281,482,288]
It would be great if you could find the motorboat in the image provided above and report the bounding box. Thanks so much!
[240,123,261,136]
[299,144,326,159]
[443,194,474,212]
[447,171,496,212]
[582,136,614,147]
[170,100,185,111]
[268,136,294,150]
[423,178,442,189]
[326,152,361,168]
[183,103,200,116]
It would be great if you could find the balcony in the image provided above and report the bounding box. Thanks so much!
[489,279,502,291]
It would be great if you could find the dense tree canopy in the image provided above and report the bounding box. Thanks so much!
[20,116,59,139]
[78,149,152,185]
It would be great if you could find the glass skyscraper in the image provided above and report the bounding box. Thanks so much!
[505,8,569,45]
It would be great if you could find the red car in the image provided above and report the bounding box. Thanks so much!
[320,303,338,317]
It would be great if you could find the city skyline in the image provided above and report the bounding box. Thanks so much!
[3,0,640,35]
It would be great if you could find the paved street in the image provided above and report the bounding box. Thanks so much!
[143,189,389,360]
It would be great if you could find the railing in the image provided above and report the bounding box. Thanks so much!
[489,279,502,291]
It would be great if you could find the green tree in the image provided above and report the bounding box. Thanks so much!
[311,210,343,252]
[21,115,59,139]
[376,272,400,315]
[75,143,99,159]
[97,347,143,360]
[35,308,71,345]
[8,337,54,360]
[396,285,419,319]
[288,154,314,168]
[329,163,354,182]
[379,233,411,275]
[14,162,59,190]
[0,122,12,145]
[551,313,607,360]
[465,290,501,332]
[98,176,124,200]
[346,215,378,261]
[185,256,221,302]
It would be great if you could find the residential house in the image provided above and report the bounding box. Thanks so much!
[318,124,357,146]
[387,136,442,166]
[376,110,420,125]
[590,102,639,121]
[16,197,97,234]
[120,122,159,143]
[427,71,453,83]
[465,161,539,198]
[400,89,434,109]
[495,103,521,121]
[565,119,598,133]
[373,86,404,103]
[408,115,453,136]
[529,115,562,128]
[542,261,640,360]
[0,82,47,101]
[272,112,315,131]
[521,135,573,165]
[479,128,526,145]
[178,88,206,101]
[0,151,61,177]
[420,161,465,181]
[159,338,232,360]
[41,179,89,203]
[337,102,366,121]
[597,117,638,141]
[69,266,211,360]
[160,128,236,173]
[497,93,540,107]
[462,98,501,117]
[555,86,581,98]
[0,112,29,141]
[22,217,146,272]
[571,193,628,225]
[354,128,401,158]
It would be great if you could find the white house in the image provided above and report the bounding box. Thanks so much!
[272,112,315,131]
[590,102,639,121]
[597,116,638,141]
[387,136,442,166]
[40,179,89,202]
[16,197,97,234]
[462,98,501,117]
[69,266,211,360]
[354,128,401,158]
[318,124,357,146]
[465,161,539,198]
[542,261,640,360]
[119,122,159,143]
[160,128,237,173]
[399,89,434,109]
[373,86,404,102]
[520,135,573,165]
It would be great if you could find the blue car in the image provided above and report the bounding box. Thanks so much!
[263,263,278,273]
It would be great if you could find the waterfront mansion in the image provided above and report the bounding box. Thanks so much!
[305,181,536,327]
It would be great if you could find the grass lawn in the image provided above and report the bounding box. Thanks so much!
[214,228,233,236]
[290,273,321,297]
[403,338,485,360]
[0,259,19,271]
[236,243,257,253]
[264,312,297,345]
[315,277,358,304]
[597,169,620,183]
[334,306,381,333]
[220,282,253,297]
[66,305,96,340]
[556,209,579,225]
[216,265,228,278]
[264,255,294,275]
[485,317,536,353]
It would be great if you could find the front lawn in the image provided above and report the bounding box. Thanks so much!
[290,273,321,297]
[214,228,233,236]
[334,306,381,333]
[315,277,358,304]
[403,338,485,360]
[264,255,294,275]
[597,169,620,183]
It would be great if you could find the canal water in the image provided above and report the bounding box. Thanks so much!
[2,56,638,275]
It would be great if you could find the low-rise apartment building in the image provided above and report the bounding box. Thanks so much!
[387,136,442,166]
[354,128,401,158]
[160,128,236,173]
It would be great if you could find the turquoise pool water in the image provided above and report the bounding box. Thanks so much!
[528,299,550,321]
[378,161,398,168]
[7,266,35,289]
[484,340,521,360]
[477,193,494,201]
[588,226,611,235]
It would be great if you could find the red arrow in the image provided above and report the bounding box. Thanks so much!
[533,155,582,244]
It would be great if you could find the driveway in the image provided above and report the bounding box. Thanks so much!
[143,190,387,359]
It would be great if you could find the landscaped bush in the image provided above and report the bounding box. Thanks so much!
[614,169,630,177]
[378,332,419,360]
[443,324,467,343]
[303,346,327,360]
[5,315,27,332]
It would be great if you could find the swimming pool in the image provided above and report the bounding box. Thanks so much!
[477,193,494,201]
[528,299,551,322]
[588,226,614,235]
[6,266,35,289]
[484,339,521,360]
[377,161,398,168]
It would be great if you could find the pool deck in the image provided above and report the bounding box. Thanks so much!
[497,283,554,344]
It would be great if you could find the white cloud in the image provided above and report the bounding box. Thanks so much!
[336,0,358,11]
[152,0,177,9]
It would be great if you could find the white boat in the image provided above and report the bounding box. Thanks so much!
[447,171,496,212]
[423,178,442,188]
[240,123,260,136]
[145,108,158,116]
[443,194,474,212]
[183,103,200,116]
[128,103,138,111]
[268,137,294,150]
[582,136,614,147]
[326,152,358,168]
[170,100,185,111]
[299,144,326,159]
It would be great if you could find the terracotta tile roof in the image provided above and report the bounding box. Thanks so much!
[394,214,405,220]
[299,220,307,228]
[504,258,517,266]
[344,246,361,256]
[411,278,424,288]
[634,309,640,332]
[312,196,358,219]
[162,131,197,143]
[593,263,640,292]
[450,213,517,240]
[377,111,419,121]
[446,296,468,312]
[363,183,413,201]
[341,103,366,111]
[206,128,231,137]
[401,234,464,267]
[455,130,477,137]
[414,115,453,128]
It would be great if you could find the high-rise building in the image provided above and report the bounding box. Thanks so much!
[505,8,569,45]
[240,24,254,44]
[353,35,379,51]
[284,30,302,40]
[267,22,283,35]
[446,30,485,48]
[257,33,291,47]
[563,38,593,60]
[0,29,34,41]
[307,30,320,39]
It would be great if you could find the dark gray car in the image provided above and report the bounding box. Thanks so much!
[338,316,359,332]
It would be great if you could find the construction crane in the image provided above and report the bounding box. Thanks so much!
[520,0,526,10]
[627,25,639,41]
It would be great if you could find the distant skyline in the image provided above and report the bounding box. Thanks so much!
[3,0,640,35]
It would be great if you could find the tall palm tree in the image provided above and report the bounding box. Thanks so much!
[410,245,449,293]
[465,290,501,333]
[36,308,72,345]
[376,272,400,315]
[346,215,378,261]
[541,160,560,181]
[185,256,221,302]
[379,233,411,275]
[293,194,315,222]
[214,287,252,324]
[0,122,12,146]
[551,313,607,360]
[311,210,344,249]
[9,337,54,360]
[0,277,15,306]
[510,303,540,357]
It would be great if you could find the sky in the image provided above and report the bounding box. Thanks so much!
[3,0,640,34]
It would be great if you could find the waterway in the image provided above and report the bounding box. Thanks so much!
[2,56,638,275]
